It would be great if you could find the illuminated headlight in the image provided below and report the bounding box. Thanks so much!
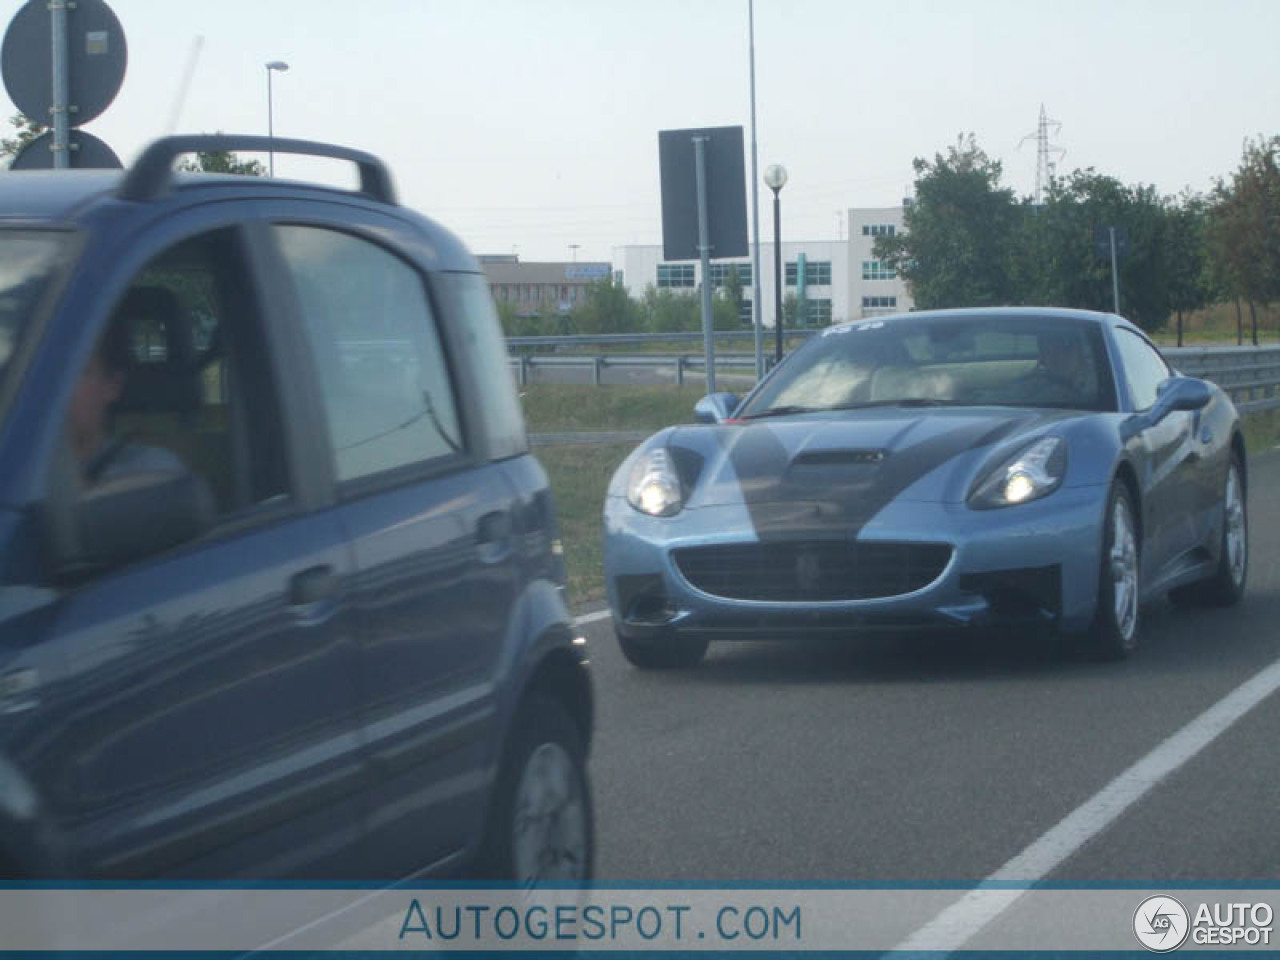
[969,436,1067,509]
[626,448,684,517]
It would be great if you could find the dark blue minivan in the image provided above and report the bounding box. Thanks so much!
[0,136,592,882]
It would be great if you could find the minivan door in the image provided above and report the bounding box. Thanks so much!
[267,216,519,878]
[0,218,368,878]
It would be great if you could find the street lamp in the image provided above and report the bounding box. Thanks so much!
[764,163,788,363]
[265,60,289,176]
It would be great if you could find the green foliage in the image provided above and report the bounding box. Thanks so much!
[642,286,700,333]
[1,113,47,165]
[177,149,267,177]
[1030,171,1174,330]
[712,288,741,331]
[783,292,799,325]
[1165,191,1214,318]
[882,131,1270,333]
[1207,136,1280,310]
[876,135,1020,309]
[721,265,745,314]
[570,276,643,335]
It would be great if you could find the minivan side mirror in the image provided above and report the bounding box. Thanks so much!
[694,392,740,424]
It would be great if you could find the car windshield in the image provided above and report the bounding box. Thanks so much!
[0,230,72,401]
[738,314,1114,418]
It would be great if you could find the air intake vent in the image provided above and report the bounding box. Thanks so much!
[674,541,952,602]
[792,449,886,466]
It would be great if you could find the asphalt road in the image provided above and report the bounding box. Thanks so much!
[582,448,1280,884]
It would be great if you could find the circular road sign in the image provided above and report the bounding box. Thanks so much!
[2,0,128,127]
[10,129,121,169]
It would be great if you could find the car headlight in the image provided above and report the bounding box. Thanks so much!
[626,448,684,517]
[969,436,1067,509]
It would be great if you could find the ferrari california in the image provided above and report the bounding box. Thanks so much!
[603,308,1247,667]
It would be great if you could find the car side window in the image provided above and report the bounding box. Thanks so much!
[273,225,463,485]
[54,228,292,578]
[1113,329,1171,411]
[437,272,527,460]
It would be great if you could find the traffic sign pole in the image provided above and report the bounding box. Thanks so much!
[694,135,716,395]
[51,0,69,169]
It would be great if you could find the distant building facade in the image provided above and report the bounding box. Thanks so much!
[479,255,611,317]
[610,205,914,328]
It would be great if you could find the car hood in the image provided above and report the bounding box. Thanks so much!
[669,407,1078,519]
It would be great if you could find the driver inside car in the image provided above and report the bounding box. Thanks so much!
[68,315,193,485]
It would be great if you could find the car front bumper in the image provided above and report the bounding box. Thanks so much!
[603,484,1109,643]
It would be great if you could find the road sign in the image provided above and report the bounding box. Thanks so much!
[2,0,127,127]
[10,129,121,169]
[1094,225,1129,260]
[658,126,748,261]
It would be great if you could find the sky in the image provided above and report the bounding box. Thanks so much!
[2,0,1278,264]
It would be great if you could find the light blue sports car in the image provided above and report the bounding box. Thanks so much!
[603,308,1248,667]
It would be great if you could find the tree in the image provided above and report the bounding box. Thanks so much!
[1,113,47,166]
[178,149,267,176]
[782,292,799,326]
[875,135,1020,309]
[1206,136,1280,344]
[1164,192,1213,345]
[712,287,740,331]
[642,286,700,333]
[569,277,642,335]
[722,266,745,318]
[1027,171,1175,332]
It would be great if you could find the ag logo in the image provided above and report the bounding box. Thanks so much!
[1134,895,1190,952]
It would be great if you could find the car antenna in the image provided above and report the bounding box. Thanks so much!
[165,35,204,135]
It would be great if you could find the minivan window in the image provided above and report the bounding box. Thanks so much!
[274,226,464,483]
[0,230,71,399]
[438,271,528,460]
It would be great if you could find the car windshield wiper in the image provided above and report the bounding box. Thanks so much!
[742,398,962,419]
[739,404,820,420]
[826,397,960,410]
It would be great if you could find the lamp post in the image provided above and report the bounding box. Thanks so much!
[265,60,289,176]
[764,164,788,363]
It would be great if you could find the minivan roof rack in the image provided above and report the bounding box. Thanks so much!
[119,134,397,205]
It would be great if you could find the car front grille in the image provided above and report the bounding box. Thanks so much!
[672,541,953,602]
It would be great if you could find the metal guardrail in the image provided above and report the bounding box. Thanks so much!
[509,344,1280,413]
[1168,346,1280,414]
[506,330,816,350]
[510,352,767,386]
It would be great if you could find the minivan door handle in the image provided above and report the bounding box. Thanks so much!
[289,565,339,606]
[476,511,513,564]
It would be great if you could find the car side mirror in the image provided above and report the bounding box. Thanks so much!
[1157,376,1212,416]
[48,468,214,579]
[694,392,739,424]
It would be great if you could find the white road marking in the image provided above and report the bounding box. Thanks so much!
[895,656,1280,954]
[574,609,613,626]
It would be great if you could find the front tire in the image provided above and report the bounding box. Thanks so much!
[617,632,709,669]
[1083,481,1141,660]
[475,695,593,885]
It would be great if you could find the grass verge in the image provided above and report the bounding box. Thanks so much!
[520,384,703,434]
[539,443,634,607]
[1242,408,1280,455]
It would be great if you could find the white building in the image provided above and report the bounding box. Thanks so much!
[610,206,913,328]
